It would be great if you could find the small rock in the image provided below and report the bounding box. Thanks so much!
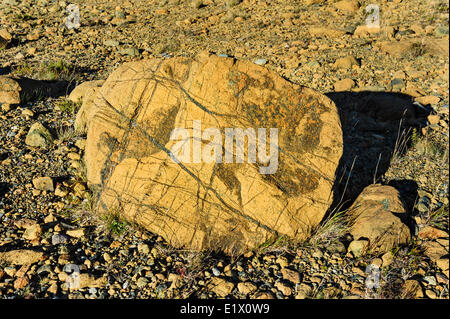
[51,233,68,245]
[209,277,234,297]
[254,58,267,66]
[14,218,37,229]
[76,273,107,289]
[75,139,87,150]
[104,39,120,47]
[1,249,43,265]
[66,228,86,238]
[415,95,441,105]
[334,0,360,12]
[436,258,449,275]
[333,56,360,70]
[427,115,441,126]
[103,253,112,262]
[26,31,40,41]
[21,109,34,118]
[391,78,405,90]
[1,103,11,112]
[54,184,69,197]
[348,184,410,254]
[120,47,139,56]
[168,273,181,290]
[0,29,12,49]
[136,277,149,288]
[334,78,355,91]
[44,213,57,223]
[4,267,17,277]
[14,276,29,289]
[23,224,42,241]
[275,281,292,296]
[36,264,52,275]
[347,239,369,257]
[423,241,448,261]
[137,243,150,255]
[370,258,383,268]
[295,283,313,299]
[425,289,437,299]
[276,256,288,268]
[418,226,448,240]
[416,196,431,213]
[32,176,54,192]
[25,123,54,147]
[48,282,58,294]
[211,267,221,276]
[353,25,381,37]
[423,276,437,286]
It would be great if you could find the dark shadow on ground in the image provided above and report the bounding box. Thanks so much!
[326,91,431,215]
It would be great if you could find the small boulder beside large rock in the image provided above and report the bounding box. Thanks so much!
[347,184,411,255]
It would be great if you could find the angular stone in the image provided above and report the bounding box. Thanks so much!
[69,80,104,104]
[23,224,42,241]
[295,283,313,299]
[32,176,54,191]
[0,76,68,105]
[237,282,257,295]
[25,123,54,148]
[418,226,448,240]
[209,277,235,297]
[66,228,86,238]
[403,279,424,298]
[333,56,360,70]
[334,78,355,91]
[423,240,448,261]
[347,239,369,258]
[348,184,410,254]
[309,26,346,38]
[0,29,12,49]
[335,0,360,12]
[281,268,301,284]
[416,95,441,106]
[0,249,44,265]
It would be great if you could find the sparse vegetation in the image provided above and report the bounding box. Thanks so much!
[100,210,129,237]
[14,60,76,81]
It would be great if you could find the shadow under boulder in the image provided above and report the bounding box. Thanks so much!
[0,75,71,105]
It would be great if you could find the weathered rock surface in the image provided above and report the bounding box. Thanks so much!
[80,52,343,252]
[348,184,411,254]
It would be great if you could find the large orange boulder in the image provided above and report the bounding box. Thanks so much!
[80,52,343,252]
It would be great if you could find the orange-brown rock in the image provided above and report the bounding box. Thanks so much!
[81,52,343,252]
[348,184,411,254]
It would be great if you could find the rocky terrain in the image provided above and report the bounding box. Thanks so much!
[0,0,448,300]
